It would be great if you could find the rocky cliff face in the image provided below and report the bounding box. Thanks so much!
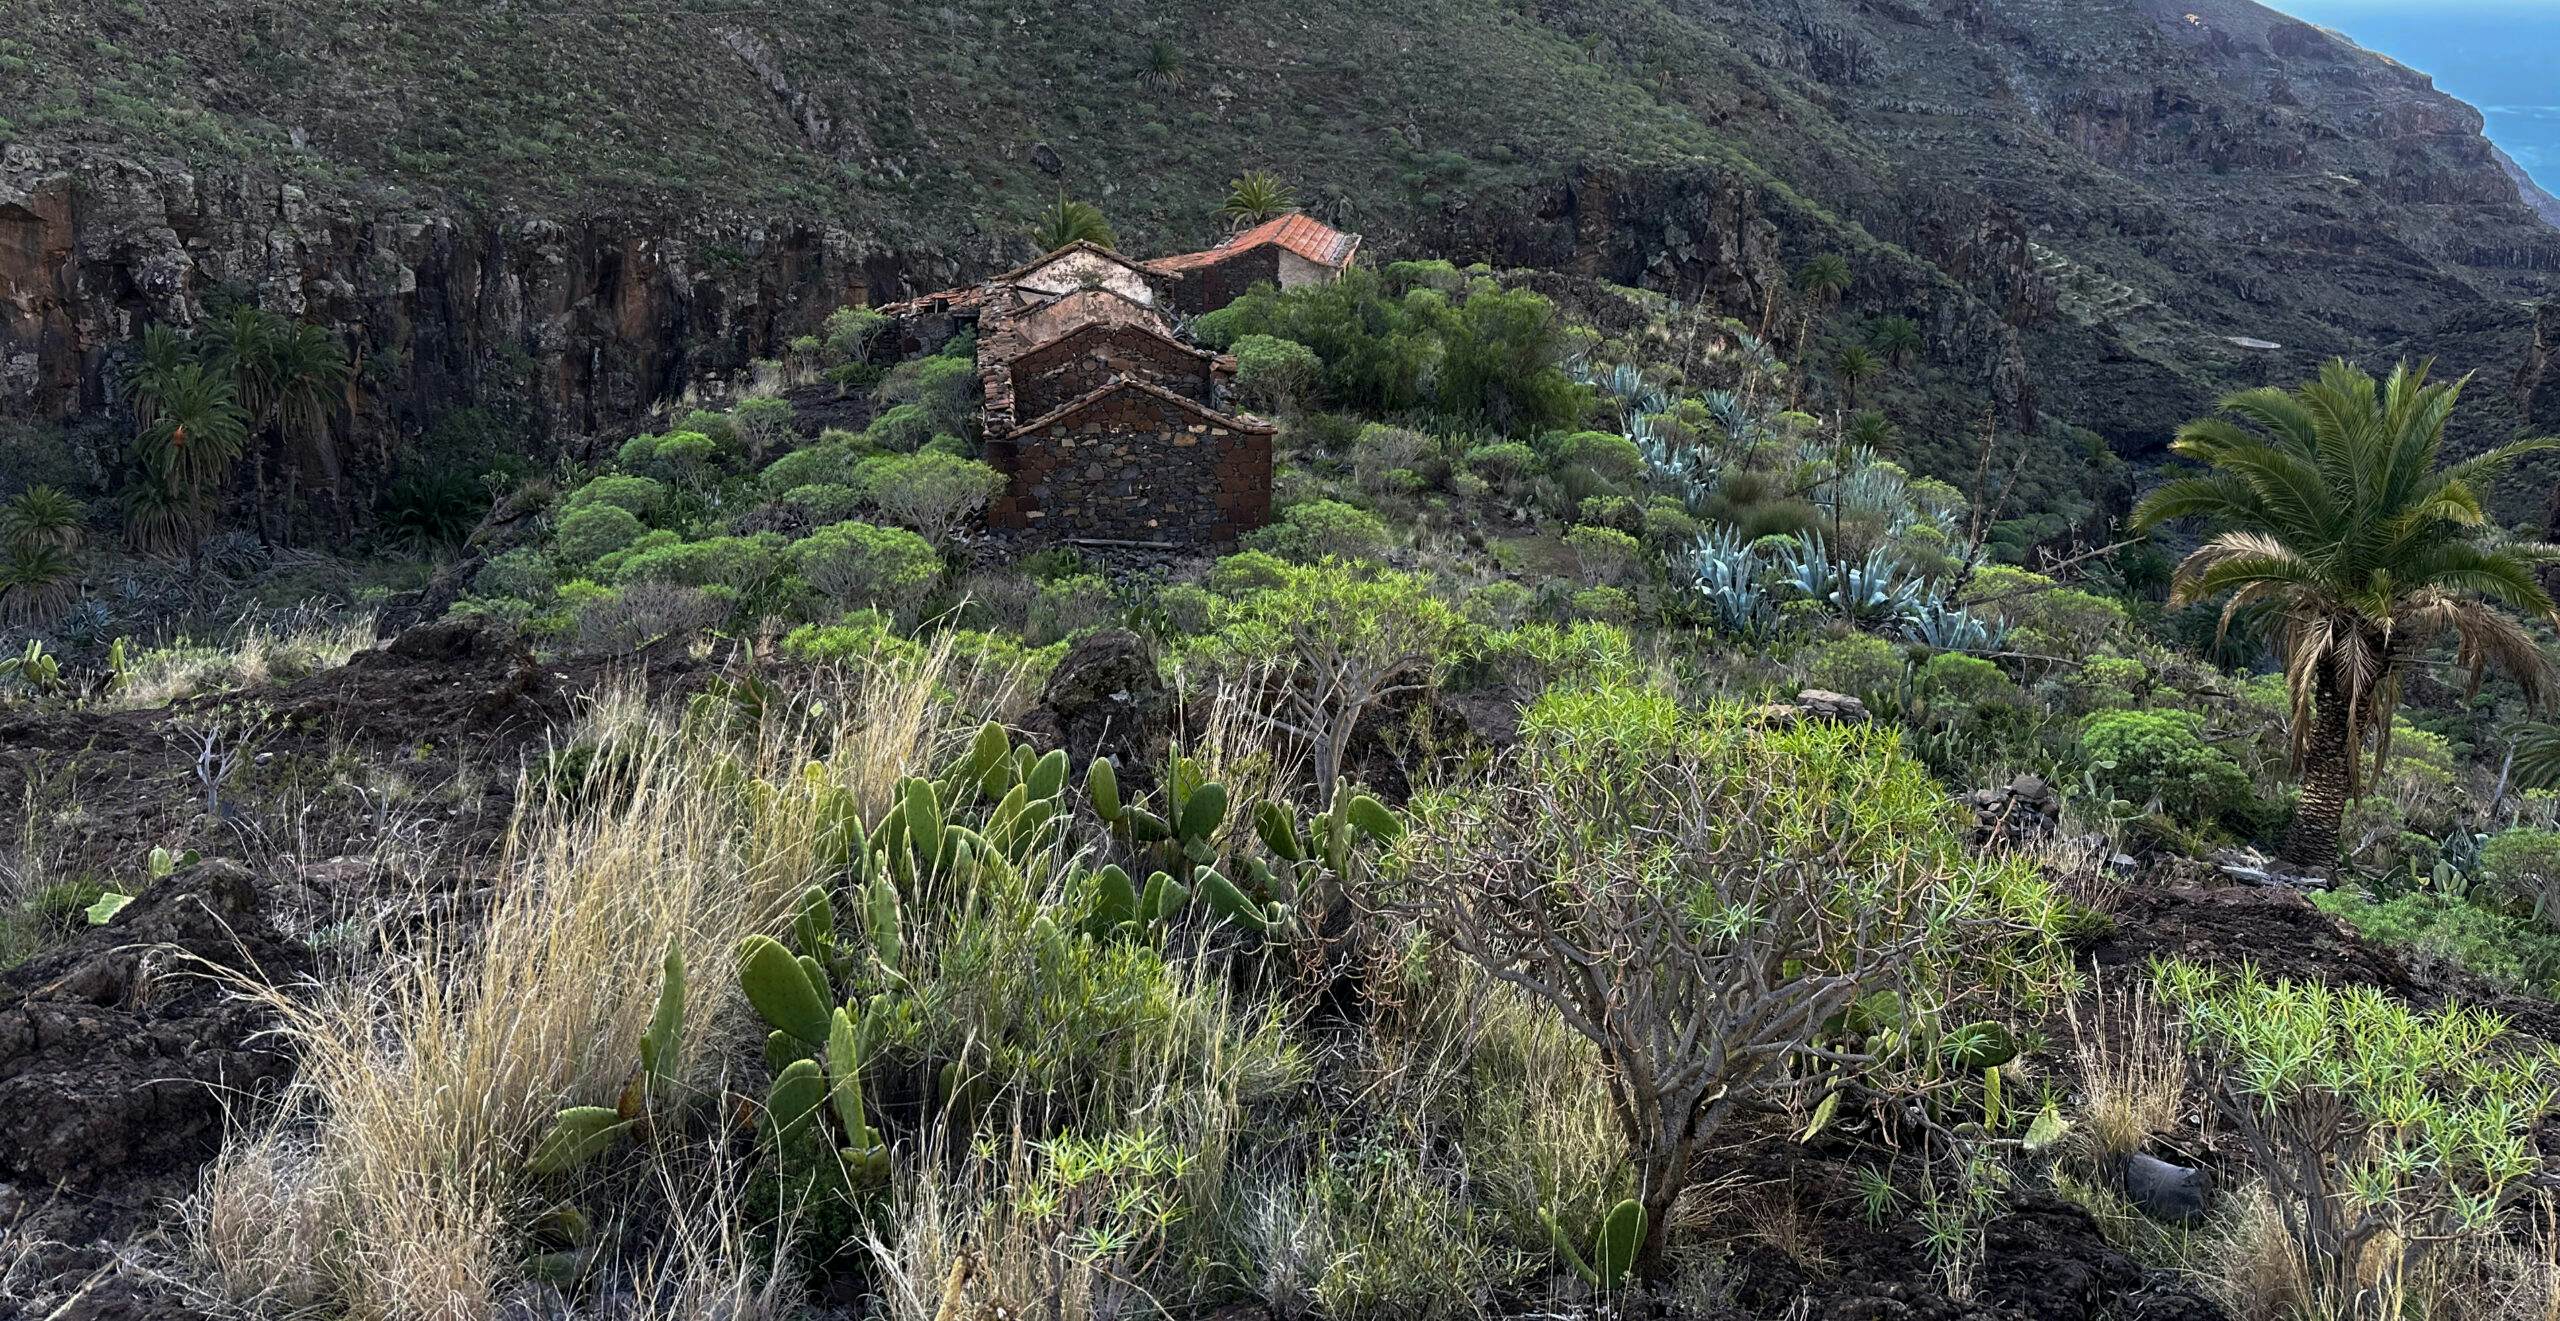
[1,0,2551,502]
[0,144,981,461]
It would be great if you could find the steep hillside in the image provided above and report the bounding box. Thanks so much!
[3,0,2555,506]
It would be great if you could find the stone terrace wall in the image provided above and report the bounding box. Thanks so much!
[988,388,1272,543]
[1010,324,1213,420]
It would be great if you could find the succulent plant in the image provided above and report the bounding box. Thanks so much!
[528,937,687,1175]
[1544,1197,1647,1291]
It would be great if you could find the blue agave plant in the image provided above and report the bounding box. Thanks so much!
[1689,529,1774,637]
[1900,596,2012,653]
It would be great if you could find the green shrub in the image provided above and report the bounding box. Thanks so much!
[558,473,668,520]
[2157,960,2558,1319]
[1302,1147,1518,1321]
[820,306,890,364]
[1207,549,1297,596]
[611,533,786,595]
[865,452,1005,543]
[1464,441,1542,485]
[1245,499,1390,562]
[1568,584,1633,623]
[1920,653,2011,705]
[1230,334,1322,411]
[552,503,647,567]
[780,483,866,522]
[1804,634,1907,699]
[880,355,981,435]
[2482,829,2560,922]
[761,439,867,496]
[861,403,937,452]
[1554,431,1643,485]
[1962,566,2127,655]
[2078,709,2249,826]
[1027,573,1115,644]
[789,520,941,619]
[473,547,555,601]
[1562,524,1642,584]
[618,429,725,485]
[1640,502,1703,551]
[2313,889,2560,994]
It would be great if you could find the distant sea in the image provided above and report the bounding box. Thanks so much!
[2273,0,2560,197]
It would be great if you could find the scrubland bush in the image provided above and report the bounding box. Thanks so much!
[789,520,941,619]
[864,452,1003,544]
[1399,680,2063,1275]
[195,661,1010,1319]
[1231,334,1322,411]
[1244,499,1391,563]
[552,503,647,567]
[2160,961,2559,1321]
[2079,709,2251,827]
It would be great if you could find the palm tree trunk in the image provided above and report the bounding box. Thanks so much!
[2284,677,2352,870]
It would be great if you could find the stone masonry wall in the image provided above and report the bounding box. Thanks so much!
[1010,324,1212,420]
[988,388,1271,543]
[1164,245,1282,317]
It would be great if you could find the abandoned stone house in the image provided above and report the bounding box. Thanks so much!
[1143,213,1364,317]
[884,214,1360,547]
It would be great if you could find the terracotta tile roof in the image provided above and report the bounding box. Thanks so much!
[1004,375,1275,440]
[1145,213,1362,274]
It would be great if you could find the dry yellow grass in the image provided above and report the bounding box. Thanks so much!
[191,649,1020,1320]
[2067,979,2187,1164]
[115,610,380,710]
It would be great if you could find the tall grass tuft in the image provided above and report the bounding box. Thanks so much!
[192,651,1012,1320]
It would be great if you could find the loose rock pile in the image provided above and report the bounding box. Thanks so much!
[1966,773,2063,849]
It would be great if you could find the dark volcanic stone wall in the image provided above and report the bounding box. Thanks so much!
[988,388,1271,544]
[1161,246,1282,317]
[1010,324,1214,420]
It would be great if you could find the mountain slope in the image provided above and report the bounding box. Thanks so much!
[3,0,2554,509]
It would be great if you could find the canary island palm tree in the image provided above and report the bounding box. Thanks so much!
[1031,192,1116,252]
[1219,170,1296,229]
[1796,254,1852,307]
[1869,314,1924,368]
[2132,358,2560,868]
[1,486,88,553]
[1832,346,1880,411]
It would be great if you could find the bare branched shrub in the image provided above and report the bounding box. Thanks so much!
[572,581,727,655]
[1395,686,2017,1275]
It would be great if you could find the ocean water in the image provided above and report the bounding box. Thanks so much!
[2273,0,2560,195]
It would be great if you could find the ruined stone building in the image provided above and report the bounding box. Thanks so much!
[1144,213,1364,316]
[886,214,1360,547]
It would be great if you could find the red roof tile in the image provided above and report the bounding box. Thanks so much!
[1145,213,1362,274]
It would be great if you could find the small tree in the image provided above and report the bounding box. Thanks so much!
[730,396,798,464]
[821,307,891,365]
[1833,346,1880,411]
[1202,559,1467,796]
[1797,254,1852,307]
[1868,315,1924,368]
[1229,334,1322,411]
[2159,961,2559,1318]
[1398,687,1964,1278]
[867,453,1005,545]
